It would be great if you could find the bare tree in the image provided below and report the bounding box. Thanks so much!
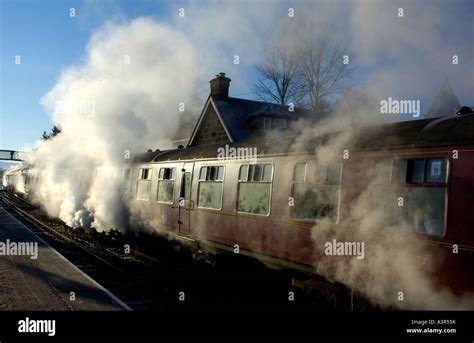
[253,26,300,105]
[41,125,62,140]
[293,23,354,114]
[254,20,354,114]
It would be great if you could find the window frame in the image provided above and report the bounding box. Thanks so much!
[263,117,272,129]
[236,162,274,216]
[290,161,342,224]
[276,118,287,129]
[136,167,153,201]
[138,167,152,180]
[293,162,307,183]
[157,167,176,204]
[197,165,225,211]
[391,157,449,187]
[388,156,450,237]
[180,171,193,202]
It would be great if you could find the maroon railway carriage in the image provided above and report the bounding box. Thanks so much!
[125,112,474,298]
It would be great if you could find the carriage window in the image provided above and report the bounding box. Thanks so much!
[216,166,224,181]
[407,159,424,184]
[199,166,224,181]
[387,158,448,236]
[138,168,152,180]
[426,159,447,183]
[293,163,306,182]
[392,158,447,185]
[180,172,192,201]
[137,168,152,201]
[392,159,407,183]
[237,164,273,215]
[208,166,217,181]
[262,164,272,181]
[159,167,175,180]
[238,165,249,181]
[291,162,340,223]
[250,164,262,181]
[199,167,206,180]
[198,166,224,209]
[157,167,175,203]
[326,164,341,183]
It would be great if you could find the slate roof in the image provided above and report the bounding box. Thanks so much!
[188,95,306,145]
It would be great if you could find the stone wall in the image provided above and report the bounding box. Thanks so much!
[191,105,230,146]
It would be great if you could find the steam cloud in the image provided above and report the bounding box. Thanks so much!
[30,18,201,229]
[18,0,473,310]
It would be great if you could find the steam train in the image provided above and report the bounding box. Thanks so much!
[2,165,37,194]
[4,110,474,307]
[123,109,473,304]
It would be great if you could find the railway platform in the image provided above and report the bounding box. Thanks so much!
[0,201,130,311]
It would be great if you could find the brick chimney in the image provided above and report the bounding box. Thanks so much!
[209,73,231,100]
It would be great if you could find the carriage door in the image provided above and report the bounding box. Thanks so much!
[176,162,194,236]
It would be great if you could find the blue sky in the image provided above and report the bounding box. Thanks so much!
[0,0,267,154]
[1,0,473,159]
[0,0,174,153]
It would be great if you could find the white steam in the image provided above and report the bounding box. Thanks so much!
[30,18,200,229]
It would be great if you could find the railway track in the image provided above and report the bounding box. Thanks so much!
[0,191,178,310]
[0,190,313,312]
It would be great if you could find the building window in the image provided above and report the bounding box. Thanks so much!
[237,164,273,215]
[291,161,341,223]
[263,118,272,129]
[198,166,224,209]
[137,168,152,201]
[157,167,176,203]
[388,158,448,236]
[276,118,287,129]
[263,118,287,129]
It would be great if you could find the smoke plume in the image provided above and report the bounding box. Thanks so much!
[29,18,202,229]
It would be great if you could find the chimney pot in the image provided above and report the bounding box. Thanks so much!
[210,73,231,100]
